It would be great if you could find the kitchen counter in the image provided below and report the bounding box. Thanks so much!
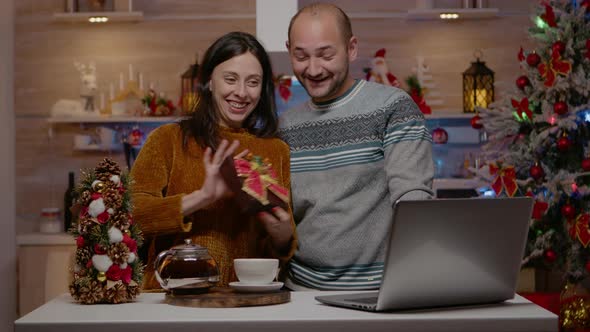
[15,292,557,332]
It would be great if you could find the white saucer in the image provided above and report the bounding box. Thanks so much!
[229,281,284,293]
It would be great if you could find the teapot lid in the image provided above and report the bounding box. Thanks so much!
[170,238,209,254]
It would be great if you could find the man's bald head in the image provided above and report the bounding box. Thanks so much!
[288,3,353,44]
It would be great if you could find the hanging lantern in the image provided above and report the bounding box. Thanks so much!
[180,53,201,115]
[462,50,495,113]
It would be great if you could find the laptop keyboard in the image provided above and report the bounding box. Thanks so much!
[346,296,378,304]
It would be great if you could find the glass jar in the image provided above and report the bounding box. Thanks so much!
[39,207,62,233]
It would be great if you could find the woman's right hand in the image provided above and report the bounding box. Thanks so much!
[182,139,245,216]
[200,139,240,204]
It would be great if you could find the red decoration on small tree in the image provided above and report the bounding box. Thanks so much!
[582,157,590,171]
[470,115,483,129]
[552,41,566,55]
[516,75,530,90]
[541,4,557,27]
[544,249,557,262]
[530,163,545,180]
[561,204,577,219]
[518,47,525,62]
[526,52,541,67]
[553,101,568,115]
[557,136,572,152]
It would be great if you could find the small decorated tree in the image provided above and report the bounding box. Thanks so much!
[69,158,144,304]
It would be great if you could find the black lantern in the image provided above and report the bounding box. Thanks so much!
[180,53,200,115]
[462,51,494,113]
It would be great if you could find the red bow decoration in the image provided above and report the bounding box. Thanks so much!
[410,90,432,114]
[275,75,292,103]
[541,4,557,27]
[234,155,289,206]
[511,97,533,122]
[518,47,525,62]
[538,49,572,87]
[574,213,590,247]
[489,163,518,197]
[526,191,549,220]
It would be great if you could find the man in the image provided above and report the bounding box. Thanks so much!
[279,3,434,290]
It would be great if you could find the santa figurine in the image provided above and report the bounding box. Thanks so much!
[365,48,400,87]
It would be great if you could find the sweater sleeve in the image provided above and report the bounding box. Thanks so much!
[130,125,185,237]
[382,93,435,204]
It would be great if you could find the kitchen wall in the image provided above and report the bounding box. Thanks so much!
[15,0,537,233]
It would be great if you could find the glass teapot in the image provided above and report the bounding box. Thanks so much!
[154,239,219,295]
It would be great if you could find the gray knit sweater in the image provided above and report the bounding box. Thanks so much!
[278,79,434,290]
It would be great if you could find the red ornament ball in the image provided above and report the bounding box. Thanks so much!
[529,164,544,180]
[526,52,541,67]
[431,127,448,144]
[582,157,590,171]
[561,204,576,219]
[557,137,571,152]
[516,76,530,90]
[544,249,557,263]
[470,115,483,129]
[553,101,568,115]
[552,41,566,55]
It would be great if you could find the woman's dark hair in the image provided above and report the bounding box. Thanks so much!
[180,31,278,149]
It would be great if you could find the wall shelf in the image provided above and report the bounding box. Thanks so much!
[52,11,144,23]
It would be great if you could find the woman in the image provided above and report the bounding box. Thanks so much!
[131,31,296,290]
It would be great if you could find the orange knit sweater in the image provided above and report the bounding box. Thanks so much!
[130,123,297,290]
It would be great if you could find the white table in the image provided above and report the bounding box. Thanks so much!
[15,292,557,332]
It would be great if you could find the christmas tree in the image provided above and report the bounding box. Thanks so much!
[69,158,144,304]
[475,0,590,285]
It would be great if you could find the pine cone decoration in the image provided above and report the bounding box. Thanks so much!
[110,211,130,230]
[78,217,98,235]
[108,242,130,265]
[95,158,121,182]
[75,247,92,266]
[73,280,105,305]
[103,187,122,210]
[126,284,140,299]
[78,190,92,206]
[105,282,128,304]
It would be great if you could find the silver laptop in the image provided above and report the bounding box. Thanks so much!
[315,197,533,312]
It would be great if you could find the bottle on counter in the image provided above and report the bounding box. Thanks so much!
[63,171,75,233]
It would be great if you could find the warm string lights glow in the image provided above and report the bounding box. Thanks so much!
[88,16,109,23]
[439,13,459,19]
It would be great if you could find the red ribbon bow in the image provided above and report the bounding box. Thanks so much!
[541,4,557,28]
[234,156,289,206]
[574,213,590,247]
[538,49,572,87]
[489,163,518,197]
[511,97,533,122]
[526,190,548,220]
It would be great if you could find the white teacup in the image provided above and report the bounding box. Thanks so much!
[233,258,278,285]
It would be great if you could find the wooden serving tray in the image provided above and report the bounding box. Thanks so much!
[164,287,290,308]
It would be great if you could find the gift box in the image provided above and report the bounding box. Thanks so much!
[220,154,289,215]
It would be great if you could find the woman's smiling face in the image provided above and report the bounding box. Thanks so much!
[210,52,263,128]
